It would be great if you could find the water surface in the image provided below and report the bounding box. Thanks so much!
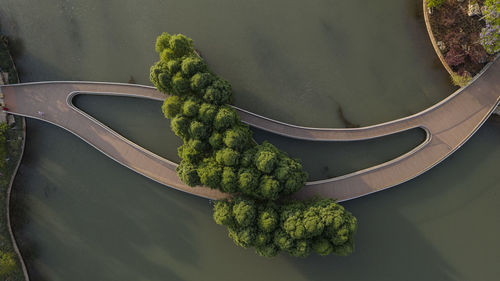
[1,0,499,280]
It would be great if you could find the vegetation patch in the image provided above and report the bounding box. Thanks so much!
[428,0,498,83]
[0,35,25,280]
[150,33,357,257]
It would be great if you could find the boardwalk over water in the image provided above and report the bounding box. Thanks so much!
[1,58,499,201]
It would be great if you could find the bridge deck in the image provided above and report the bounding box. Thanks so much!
[1,58,498,201]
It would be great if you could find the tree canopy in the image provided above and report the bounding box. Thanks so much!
[151,32,307,201]
[151,32,357,258]
[213,197,357,257]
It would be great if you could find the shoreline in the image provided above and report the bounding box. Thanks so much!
[0,34,29,281]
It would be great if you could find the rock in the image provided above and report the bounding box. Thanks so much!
[437,41,447,52]
[0,72,8,85]
[7,114,15,126]
[468,2,481,17]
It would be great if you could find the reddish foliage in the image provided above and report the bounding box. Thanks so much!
[445,47,466,66]
[468,44,488,64]
[444,30,466,48]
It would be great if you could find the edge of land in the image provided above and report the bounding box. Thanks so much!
[0,33,29,281]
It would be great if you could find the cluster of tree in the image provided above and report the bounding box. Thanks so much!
[150,33,357,257]
[150,33,307,200]
[213,197,357,257]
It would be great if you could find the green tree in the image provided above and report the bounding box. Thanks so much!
[232,198,256,227]
[191,72,214,95]
[215,148,240,166]
[197,158,222,188]
[214,106,239,131]
[258,207,278,233]
[172,72,190,95]
[213,201,234,226]
[198,103,218,124]
[221,167,238,193]
[238,168,259,194]
[203,78,232,105]
[170,115,191,138]
[182,98,200,117]
[189,120,210,139]
[176,161,201,186]
[162,95,183,118]
[223,126,250,151]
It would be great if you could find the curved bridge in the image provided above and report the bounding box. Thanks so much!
[1,58,499,201]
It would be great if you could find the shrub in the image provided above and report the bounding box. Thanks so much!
[480,0,500,54]
[451,72,472,87]
[426,0,445,8]
[0,251,16,277]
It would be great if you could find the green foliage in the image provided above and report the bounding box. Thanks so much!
[151,33,306,199]
[221,167,238,193]
[197,158,222,189]
[189,120,209,139]
[223,126,250,151]
[450,72,471,87]
[176,161,201,186]
[204,78,232,105]
[214,106,239,131]
[198,103,218,124]
[162,96,183,118]
[426,0,445,8]
[480,0,500,54]
[182,98,200,117]
[151,33,356,259]
[216,148,240,166]
[172,72,190,95]
[0,251,16,277]
[155,32,172,53]
[181,56,207,77]
[213,197,357,258]
[213,201,233,226]
[170,116,190,138]
[232,198,256,227]
[255,146,278,174]
[191,72,214,95]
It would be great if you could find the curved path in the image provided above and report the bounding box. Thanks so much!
[1,57,499,201]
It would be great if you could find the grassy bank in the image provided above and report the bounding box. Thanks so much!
[0,34,26,281]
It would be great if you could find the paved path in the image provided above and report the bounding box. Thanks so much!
[1,58,499,201]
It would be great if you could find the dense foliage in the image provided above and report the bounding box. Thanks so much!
[150,33,307,200]
[480,0,500,54]
[213,197,357,257]
[150,33,357,257]
[427,0,445,8]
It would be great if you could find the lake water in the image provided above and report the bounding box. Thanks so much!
[1,0,500,280]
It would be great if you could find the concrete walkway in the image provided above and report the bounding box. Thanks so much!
[1,57,499,201]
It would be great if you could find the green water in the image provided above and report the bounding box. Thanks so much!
[73,94,425,181]
[1,0,499,280]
